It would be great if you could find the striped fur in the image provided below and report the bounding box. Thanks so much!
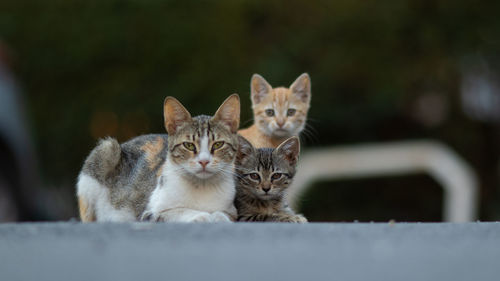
[234,136,307,223]
[77,95,240,222]
[238,73,311,148]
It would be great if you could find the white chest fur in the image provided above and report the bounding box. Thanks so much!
[146,159,236,220]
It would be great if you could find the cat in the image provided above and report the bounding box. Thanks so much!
[238,73,311,148]
[234,135,307,223]
[76,94,241,223]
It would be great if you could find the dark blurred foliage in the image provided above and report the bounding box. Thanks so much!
[1,0,500,221]
[300,175,443,222]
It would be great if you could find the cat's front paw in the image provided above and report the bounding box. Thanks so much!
[141,211,167,222]
[280,214,308,223]
[187,212,214,223]
[140,211,155,222]
[210,211,233,223]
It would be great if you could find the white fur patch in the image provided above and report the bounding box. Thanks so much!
[146,158,236,222]
[197,135,211,163]
[77,174,136,222]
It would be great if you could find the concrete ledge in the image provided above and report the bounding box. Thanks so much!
[1,222,499,281]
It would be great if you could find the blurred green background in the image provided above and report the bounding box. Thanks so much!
[1,0,500,221]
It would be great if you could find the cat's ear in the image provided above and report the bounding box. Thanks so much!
[212,94,240,133]
[275,136,300,166]
[251,74,273,104]
[163,97,192,135]
[290,73,311,103]
[236,135,255,163]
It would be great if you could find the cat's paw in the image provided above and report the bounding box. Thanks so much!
[280,214,308,223]
[141,211,167,222]
[187,212,214,223]
[140,211,155,222]
[210,211,233,223]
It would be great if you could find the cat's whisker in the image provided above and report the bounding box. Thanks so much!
[299,122,319,145]
[214,169,240,178]
[304,122,319,133]
[159,166,186,178]
[305,116,320,123]
[207,166,242,179]
[301,132,316,145]
[240,118,254,128]
[77,94,243,223]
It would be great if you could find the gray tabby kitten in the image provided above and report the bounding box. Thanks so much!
[234,136,307,223]
[77,94,241,222]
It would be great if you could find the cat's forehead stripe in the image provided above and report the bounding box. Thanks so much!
[274,88,288,103]
[178,115,233,147]
[271,91,290,113]
[257,149,274,171]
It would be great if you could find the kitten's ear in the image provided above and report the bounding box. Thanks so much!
[251,74,273,104]
[236,135,255,163]
[275,136,300,166]
[212,94,240,133]
[290,73,311,103]
[163,97,192,135]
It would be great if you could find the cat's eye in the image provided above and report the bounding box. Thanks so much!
[183,142,196,151]
[248,173,261,181]
[287,109,296,116]
[265,109,275,117]
[212,141,224,150]
[271,173,283,180]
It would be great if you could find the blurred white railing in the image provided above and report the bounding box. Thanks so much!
[287,140,479,222]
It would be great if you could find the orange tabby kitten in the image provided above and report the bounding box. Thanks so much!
[238,73,311,148]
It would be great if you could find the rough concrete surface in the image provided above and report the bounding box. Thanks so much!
[0,222,499,281]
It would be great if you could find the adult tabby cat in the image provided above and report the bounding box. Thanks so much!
[238,73,311,148]
[77,94,240,222]
[234,135,307,223]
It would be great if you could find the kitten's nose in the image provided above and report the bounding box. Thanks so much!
[198,160,209,169]
[262,187,271,193]
[277,120,285,128]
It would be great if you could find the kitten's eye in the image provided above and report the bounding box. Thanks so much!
[265,109,275,117]
[248,173,261,181]
[271,173,283,180]
[212,141,224,150]
[287,109,296,116]
[183,142,196,151]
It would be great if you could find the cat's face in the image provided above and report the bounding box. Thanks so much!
[164,94,240,180]
[236,136,299,199]
[251,73,311,138]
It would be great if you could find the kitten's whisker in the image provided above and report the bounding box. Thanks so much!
[240,118,254,128]
[299,123,319,144]
[305,117,320,123]
[304,122,318,134]
[301,129,317,143]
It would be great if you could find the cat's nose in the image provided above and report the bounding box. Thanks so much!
[198,160,209,169]
[277,120,285,128]
[262,187,270,193]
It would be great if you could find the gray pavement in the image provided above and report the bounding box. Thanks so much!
[0,222,499,281]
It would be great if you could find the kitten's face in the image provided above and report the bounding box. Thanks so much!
[236,136,299,199]
[164,94,240,180]
[251,73,311,138]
